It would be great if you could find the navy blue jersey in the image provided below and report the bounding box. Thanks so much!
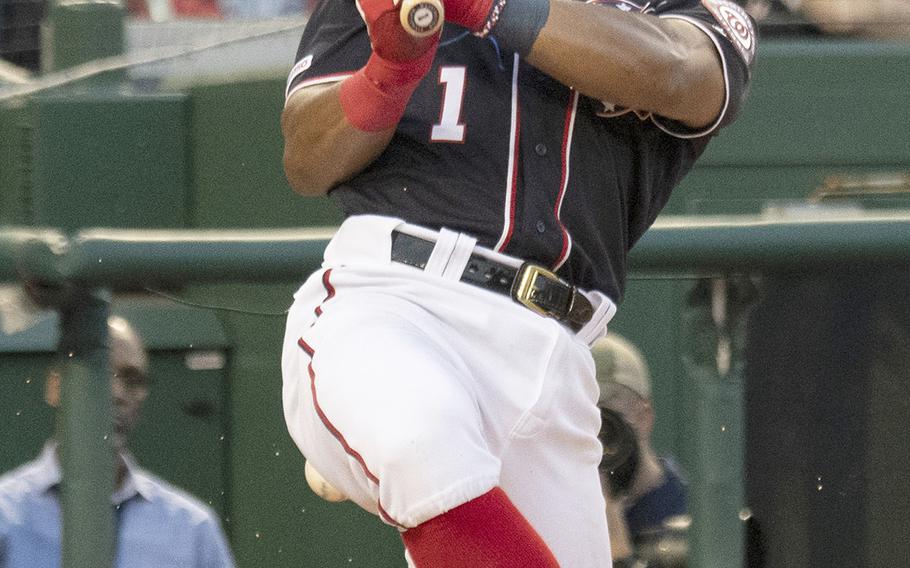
[286,0,755,301]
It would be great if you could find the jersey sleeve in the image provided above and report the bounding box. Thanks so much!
[651,0,757,138]
[284,0,372,104]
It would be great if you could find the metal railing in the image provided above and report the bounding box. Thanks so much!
[2,210,910,567]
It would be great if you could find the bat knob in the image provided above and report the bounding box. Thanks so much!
[400,0,443,38]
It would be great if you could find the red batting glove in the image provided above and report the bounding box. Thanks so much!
[341,0,440,131]
[443,0,496,32]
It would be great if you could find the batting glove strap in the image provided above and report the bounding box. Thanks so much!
[444,0,495,31]
[340,46,438,132]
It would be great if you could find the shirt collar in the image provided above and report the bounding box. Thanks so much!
[32,441,63,493]
[114,451,156,504]
[36,441,155,505]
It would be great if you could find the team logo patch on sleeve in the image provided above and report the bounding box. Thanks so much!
[701,0,756,66]
[288,55,314,85]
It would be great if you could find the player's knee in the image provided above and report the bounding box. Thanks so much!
[372,418,487,483]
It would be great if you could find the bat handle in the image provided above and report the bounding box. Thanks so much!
[398,0,444,38]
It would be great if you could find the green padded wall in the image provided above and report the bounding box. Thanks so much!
[186,79,343,229]
[666,40,910,215]
[0,98,34,225]
[30,89,190,232]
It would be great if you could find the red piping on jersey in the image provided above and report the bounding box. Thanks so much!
[313,269,336,317]
[552,91,580,271]
[498,107,521,252]
[496,55,522,253]
[298,271,403,528]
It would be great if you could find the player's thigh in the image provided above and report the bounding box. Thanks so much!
[499,334,610,568]
[287,301,500,524]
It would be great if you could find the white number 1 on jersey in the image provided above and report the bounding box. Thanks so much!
[431,66,467,143]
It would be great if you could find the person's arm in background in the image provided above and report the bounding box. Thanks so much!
[799,0,910,39]
[605,493,635,561]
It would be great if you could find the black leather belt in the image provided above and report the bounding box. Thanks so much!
[390,230,594,331]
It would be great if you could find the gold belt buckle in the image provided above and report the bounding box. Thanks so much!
[512,263,565,318]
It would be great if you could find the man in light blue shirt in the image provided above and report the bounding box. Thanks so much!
[0,316,234,568]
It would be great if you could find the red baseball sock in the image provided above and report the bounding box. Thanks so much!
[401,488,560,567]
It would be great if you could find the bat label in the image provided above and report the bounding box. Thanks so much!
[407,2,441,34]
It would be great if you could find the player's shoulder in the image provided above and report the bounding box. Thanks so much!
[659,0,757,66]
[132,469,221,526]
[0,459,49,523]
[588,0,756,67]
[0,458,50,499]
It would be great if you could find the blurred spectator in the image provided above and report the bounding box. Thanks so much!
[737,0,820,36]
[0,0,48,72]
[740,0,910,39]
[217,0,307,19]
[0,315,235,568]
[799,0,910,39]
[128,0,221,21]
[593,335,689,568]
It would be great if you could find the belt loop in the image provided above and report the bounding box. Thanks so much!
[577,291,617,346]
[441,233,478,281]
[424,228,459,276]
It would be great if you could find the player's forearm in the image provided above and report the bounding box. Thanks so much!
[282,83,394,197]
[525,0,725,128]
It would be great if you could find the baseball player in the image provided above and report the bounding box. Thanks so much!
[280,0,755,566]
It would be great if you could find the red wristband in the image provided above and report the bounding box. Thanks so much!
[446,0,495,32]
[340,46,436,132]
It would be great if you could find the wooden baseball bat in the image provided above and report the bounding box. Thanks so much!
[397,0,444,38]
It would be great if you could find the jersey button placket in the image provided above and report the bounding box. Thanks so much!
[534,143,548,156]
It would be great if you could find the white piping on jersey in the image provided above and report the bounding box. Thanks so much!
[552,91,580,272]
[651,15,732,139]
[494,53,522,253]
[284,73,354,106]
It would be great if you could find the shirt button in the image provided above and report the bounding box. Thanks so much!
[534,143,548,156]
[536,220,546,233]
